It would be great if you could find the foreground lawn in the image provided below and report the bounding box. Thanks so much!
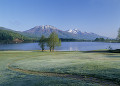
[0,50,120,86]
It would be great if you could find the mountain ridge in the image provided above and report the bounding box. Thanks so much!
[0,25,109,40]
[23,25,108,40]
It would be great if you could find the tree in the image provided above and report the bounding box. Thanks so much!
[94,38,99,41]
[117,28,120,40]
[47,32,61,52]
[94,38,105,42]
[47,38,52,52]
[39,35,46,52]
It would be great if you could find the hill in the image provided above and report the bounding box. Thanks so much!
[0,27,34,43]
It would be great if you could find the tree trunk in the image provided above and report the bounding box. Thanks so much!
[50,48,51,52]
[53,46,54,52]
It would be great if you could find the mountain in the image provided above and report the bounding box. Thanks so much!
[66,29,108,40]
[0,26,108,40]
[23,25,77,39]
[23,25,108,40]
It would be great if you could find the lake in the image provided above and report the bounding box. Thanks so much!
[0,42,120,51]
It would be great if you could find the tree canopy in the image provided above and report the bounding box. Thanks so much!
[47,32,61,52]
[94,38,105,42]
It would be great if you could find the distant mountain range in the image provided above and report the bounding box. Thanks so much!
[23,25,108,40]
[0,25,108,40]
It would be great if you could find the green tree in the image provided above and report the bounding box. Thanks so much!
[47,38,52,52]
[94,38,105,42]
[39,35,46,52]
[117,28,120,40]
[47,32,61,52]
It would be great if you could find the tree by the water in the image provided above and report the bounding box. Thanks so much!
[94,38,105,42]
[39,35,46,52]
[47,32,61,52]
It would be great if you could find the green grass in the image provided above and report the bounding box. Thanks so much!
[0,50,120,86]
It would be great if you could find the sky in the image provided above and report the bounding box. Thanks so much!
[0,0,120,38]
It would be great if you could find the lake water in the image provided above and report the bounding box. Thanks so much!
[0,42,120,51]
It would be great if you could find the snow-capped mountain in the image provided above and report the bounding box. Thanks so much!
[67,29,81,34]
[67,29,94,35]
[23,25,76,38]
[23,25,108,40]
[66,29,108,40]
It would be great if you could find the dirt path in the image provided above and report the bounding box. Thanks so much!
[7,62,119,86]
[6,52,120,86]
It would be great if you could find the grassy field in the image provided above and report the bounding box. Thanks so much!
[0,50,120,86]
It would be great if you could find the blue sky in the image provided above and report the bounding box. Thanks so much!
[0,0,120,38]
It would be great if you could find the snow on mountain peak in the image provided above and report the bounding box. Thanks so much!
[68,29,73,33]
[67,29,80,34]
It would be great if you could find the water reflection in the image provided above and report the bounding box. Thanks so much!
[0,42,120,51]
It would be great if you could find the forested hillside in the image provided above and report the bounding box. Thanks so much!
[0,29,35,43]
